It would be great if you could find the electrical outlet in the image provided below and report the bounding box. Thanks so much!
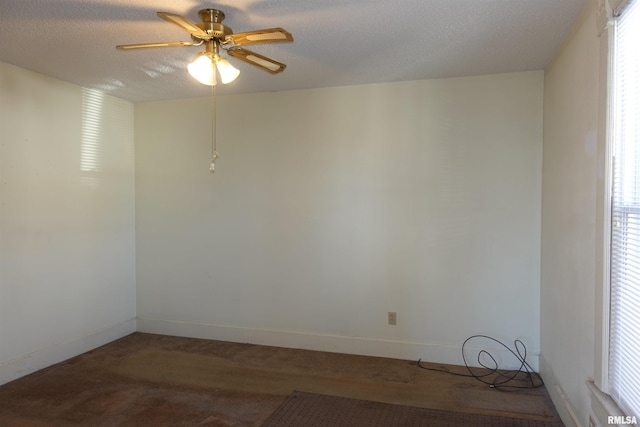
[388,312,397,325]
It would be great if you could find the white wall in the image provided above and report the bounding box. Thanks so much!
[540,1,600,425]
[0,62,136,385]
[135,72,543,368]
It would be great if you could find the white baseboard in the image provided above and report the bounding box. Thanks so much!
[539,354,584,427]
[137,317,539,370]
[0,318,136,386]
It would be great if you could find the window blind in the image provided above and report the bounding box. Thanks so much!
[609,0,640,418]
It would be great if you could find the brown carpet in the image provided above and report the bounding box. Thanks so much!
[262,391,565,427]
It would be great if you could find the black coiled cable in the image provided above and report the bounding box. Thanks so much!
[418,335,543,390]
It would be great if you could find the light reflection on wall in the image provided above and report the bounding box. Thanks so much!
[81,88,104,185]
[80,88,134,188]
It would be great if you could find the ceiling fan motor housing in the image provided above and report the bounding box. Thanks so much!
[196,9,232,39]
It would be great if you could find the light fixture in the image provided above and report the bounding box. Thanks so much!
[215,57,240,84]
[114,7,293,175]
[187,41,239,173]
[188,52,216,85]
[188,40,239,86]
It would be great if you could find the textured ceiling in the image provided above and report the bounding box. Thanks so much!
[0,0,588,103]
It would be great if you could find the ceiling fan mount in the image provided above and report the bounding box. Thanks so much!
[193,9,231,41]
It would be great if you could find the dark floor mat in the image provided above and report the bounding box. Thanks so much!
[262,390,565,427]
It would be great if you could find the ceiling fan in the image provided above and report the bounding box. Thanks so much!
[116,8,293,86]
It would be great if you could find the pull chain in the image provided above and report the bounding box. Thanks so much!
[209,83,219,173]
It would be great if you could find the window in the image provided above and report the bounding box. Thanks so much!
[609,0,640,418]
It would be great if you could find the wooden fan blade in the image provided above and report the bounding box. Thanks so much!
[227,48,286,74]
[116,41,194,50]
[227,28,293,46]
[157,12,209,38]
